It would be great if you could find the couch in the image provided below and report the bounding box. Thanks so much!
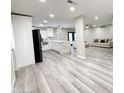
[91,38,113,48]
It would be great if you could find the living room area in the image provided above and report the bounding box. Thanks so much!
[11,18,113,93]
[37,24,113,54]
[11,0,113,93]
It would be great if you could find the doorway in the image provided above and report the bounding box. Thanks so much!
[68,32,76,46]
[67,32,76,54]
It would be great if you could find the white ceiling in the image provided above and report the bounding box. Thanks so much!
[11,0,113,28]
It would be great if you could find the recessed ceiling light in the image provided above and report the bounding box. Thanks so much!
[93,25,97,27]
[40,24,43,26]
[43,20,48,23]
[39,0,46,3]
[69,7,75,12]
[86,26,89,29]
[49,14,55,18]
[64,26,68,28]
[94,16,99,20]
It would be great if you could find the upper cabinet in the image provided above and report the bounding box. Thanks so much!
[40,30,48,39]
[40,28,54,39]
[47,28,54,37]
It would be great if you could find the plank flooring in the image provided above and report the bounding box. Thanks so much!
[12,47,113,93]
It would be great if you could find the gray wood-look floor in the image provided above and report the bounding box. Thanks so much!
[12,47,113,93]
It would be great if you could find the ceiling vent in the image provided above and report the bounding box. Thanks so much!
[100,26,106,28]
[86,24,92,28]
[67,0,77,5]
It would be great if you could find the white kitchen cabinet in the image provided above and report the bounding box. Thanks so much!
[47,28,54,37]
[40,30,48,39]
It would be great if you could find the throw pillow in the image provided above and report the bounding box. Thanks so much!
[106,39,110,43]
[101,39,105,43]
[94,39,98,43]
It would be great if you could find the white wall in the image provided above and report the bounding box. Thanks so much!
[49,28,67,41]
[12,15,35,68]
[40,25,112,44]
[11,52,16,88]
[50,25,113,43]
[52,28,73,41]
[85,25,113,43]
[11,23,16,88]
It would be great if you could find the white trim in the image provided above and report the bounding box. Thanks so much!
[11,76,16,89]
[77,55,87,60]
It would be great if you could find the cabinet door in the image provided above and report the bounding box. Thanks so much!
[47,28,54,37]
[40,30,48,39]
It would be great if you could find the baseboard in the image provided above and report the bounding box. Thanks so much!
[51,49,60,54]
[77,55,87,60]
[17,62,35,69]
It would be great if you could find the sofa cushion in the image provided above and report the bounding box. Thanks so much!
[106,39,110,43]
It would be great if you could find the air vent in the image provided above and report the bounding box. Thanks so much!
[100,26,106,28]
[67,0,77,5]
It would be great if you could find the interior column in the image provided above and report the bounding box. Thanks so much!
[75,15,86,59]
